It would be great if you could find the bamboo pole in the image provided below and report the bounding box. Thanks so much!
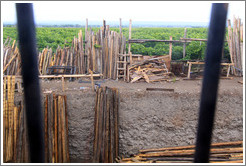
[128,19,132,66]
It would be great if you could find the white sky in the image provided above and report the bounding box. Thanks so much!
[1,1,245,24]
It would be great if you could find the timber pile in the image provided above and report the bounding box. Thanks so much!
[3,78,70,163]
[3,76,29,163]
[227,17,243,76]
[117,141,243,163]
[43,93,70,163]
[93,87,119,163]
[3,38,21,75]
[4,25,126,79]
[86,25,126,79]
[129,55,173,83]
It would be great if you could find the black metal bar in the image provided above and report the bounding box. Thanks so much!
[194,3,228,163]
[16,3,44,163]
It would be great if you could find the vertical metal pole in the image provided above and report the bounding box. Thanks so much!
[16,3,44,163]
[194,3,228,163]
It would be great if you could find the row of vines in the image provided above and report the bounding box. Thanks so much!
[3,27,230,61]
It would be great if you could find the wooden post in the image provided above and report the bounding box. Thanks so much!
[119,18,122,35]
[85,18,88,42]
[183,28,187,58]
[89,69,95,91]
[187,62,192,79]
[129,19,132,66]
[226,64,231,77]
[169,36,173,60]
[62,76,65,92]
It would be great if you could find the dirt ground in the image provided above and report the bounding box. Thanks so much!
[15,76,243,162]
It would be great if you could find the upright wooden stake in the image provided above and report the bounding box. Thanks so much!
[119,18,122,35]
[128,19,132,66]
[89,69,95,91]
[183,28,187,58]
[169,36,173,60]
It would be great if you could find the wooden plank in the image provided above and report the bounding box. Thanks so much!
[93,88,100,162]
[92,35,96,71]
[140,141,243,153]
[61,96,66,162]
[64,95,70,162]
[113,88,119,159]
[146,88,174,92]
[128,39,188,43]
[48,94,54,163]
[53,94,58,162]
[44,95,48,162]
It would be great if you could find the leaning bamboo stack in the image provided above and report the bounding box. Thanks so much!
[118,141,243,163]
[85,25,126,79]
[3,76,29,163]
[3,38,22,75]
[93,87,119,163]
[227,17,243,76]
[43,93,70,163]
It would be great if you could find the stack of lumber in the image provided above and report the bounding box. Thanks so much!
[3,76,29,163]
[118,141,243,163]
[38,30,85,75]
[129,55,173,83]
[93,87,119,163]
[3,79,70,163]
[43,93,70,163]
[227,17,243,76]
[86,25,126,79]
[3,38,21,75]
[5,24,126,79]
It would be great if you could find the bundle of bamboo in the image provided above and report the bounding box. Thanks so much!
[43,93,70,163]
[3,76,29,163]
[118,141,243,163]
[86,25,126,79]
[227,17,243,76]
[3,39,22,75]
[93,87,119,163]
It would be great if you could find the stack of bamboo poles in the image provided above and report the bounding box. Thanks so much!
[227,17,243,76]
[118,141,243,163]
[3,38,21,75]
[43,93,70,163]
[93,87,119,163]
[86,25,126,79]
[3,76,29,163]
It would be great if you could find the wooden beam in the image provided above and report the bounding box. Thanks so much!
[146,88,174,92]
[128,39,187,43]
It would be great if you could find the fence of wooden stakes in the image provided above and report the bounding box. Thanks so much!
[3,18,243,81]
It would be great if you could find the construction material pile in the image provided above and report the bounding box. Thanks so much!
[93,87,119,163]
[129,55,174,83]
[3,39,21,75]
[43,93,70,163]
[3,76,29,163]
[227,17,243,76]
[117,141,243,163]
[3,77,70,163]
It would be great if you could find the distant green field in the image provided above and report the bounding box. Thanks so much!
[3,27,230,61]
